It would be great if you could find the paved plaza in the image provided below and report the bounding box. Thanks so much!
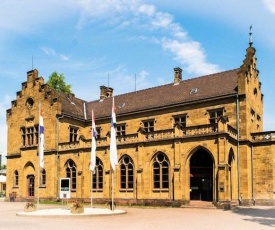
[0,199,275,230]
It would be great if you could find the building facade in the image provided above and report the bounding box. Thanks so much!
[6,41,275,207]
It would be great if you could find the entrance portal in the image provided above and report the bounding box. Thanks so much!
[190,149,213,201]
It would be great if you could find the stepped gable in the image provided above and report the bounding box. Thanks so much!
[85,69,239,120]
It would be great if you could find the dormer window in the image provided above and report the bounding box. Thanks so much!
[190,88,198,94]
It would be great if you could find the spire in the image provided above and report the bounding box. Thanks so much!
[249,25,253,47]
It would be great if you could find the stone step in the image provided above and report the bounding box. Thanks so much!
[181,201,216,209]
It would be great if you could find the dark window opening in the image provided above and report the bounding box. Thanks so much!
[120,155,134,190]
[92,158,103,191]
[69,127,78,142]
[66,160,76,191]
[153,152,169,189]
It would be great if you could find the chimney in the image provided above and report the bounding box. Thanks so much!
[100,86,113,100]
[174,67,182,84]
[27,69,38,82]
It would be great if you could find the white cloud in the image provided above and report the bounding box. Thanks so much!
[138,4,156,17]
[40,47,70,62]
[162,39,221,75]
[263,0,275,14]
[40,47,56,56]
[77,0,218,76]
[60,55,70,61]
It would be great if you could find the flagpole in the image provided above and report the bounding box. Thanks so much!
[90,109,96,208]
[112,169,114,211]
[91,171,93,208]
[110,96,117,211]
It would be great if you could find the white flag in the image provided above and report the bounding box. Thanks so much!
[110,97,118,171]
[90,110,97,171]
[39,105,44,168]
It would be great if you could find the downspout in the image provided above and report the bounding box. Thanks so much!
[236,95,241,205]
[56,114,64,201]
[251,145,255,205]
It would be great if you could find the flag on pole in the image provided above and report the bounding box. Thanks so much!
[90,109,97,171]
[39,105,44,168]
[110,97,118,171]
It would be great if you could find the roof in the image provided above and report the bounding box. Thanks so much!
[60,69,239,120]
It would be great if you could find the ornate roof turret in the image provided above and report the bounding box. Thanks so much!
[238,26,257,75]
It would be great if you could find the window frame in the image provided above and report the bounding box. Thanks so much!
[92,158,104,192]
[208,108,224,124]
[65,160,77,191]
[21,125,39,147]
[152,152,169,191]
[173,114,187,128]
[120,155,134,191]
[143,120,155,133]
[116,124,126,136]
[14,170,19,187]
[69,126,79,142]
[40,168,46,187]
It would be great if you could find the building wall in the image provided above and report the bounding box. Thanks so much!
[6,58,275,207]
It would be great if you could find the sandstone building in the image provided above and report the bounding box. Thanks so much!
[6,40,275,207]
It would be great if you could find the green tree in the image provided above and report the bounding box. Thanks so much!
[47,72,72,93]
[0,165,6,170]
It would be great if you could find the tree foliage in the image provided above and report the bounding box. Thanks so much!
[0,164,6,170]
[47,72,72,94]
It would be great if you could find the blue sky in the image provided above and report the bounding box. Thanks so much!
[1,0,275,164]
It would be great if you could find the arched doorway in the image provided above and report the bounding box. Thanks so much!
[27,175,35,198]
[190,149,213,201]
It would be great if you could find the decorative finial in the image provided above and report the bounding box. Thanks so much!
[249,24,253,47]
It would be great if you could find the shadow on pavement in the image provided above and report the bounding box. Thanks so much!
[230,207,275,227]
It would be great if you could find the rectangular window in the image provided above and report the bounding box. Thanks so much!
[40,169,46,187]
[69,127,78,142]
[21,126,38,147]
[174,115,187,127]
[143,120,154,132]
[209,109,223,124]
[21,127,26,146]
[116,124,126,136]
[96,127,101,139]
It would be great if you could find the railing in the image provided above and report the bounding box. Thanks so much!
[59,141,80,150]
[182,124,218,136]
[251,132,275,142]
[117,134,138,144]
[58,123,240,151]
[145,129,174,141]
[227,125,237,139]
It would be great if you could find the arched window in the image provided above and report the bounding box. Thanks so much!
[65,160,76,191]
[14,170,19,187]
[92,158,103,191]
[40,168,46,186]
[120,155,134,190]
[153,152,169,189]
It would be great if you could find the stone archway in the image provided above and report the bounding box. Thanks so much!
[190,149,213,201]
